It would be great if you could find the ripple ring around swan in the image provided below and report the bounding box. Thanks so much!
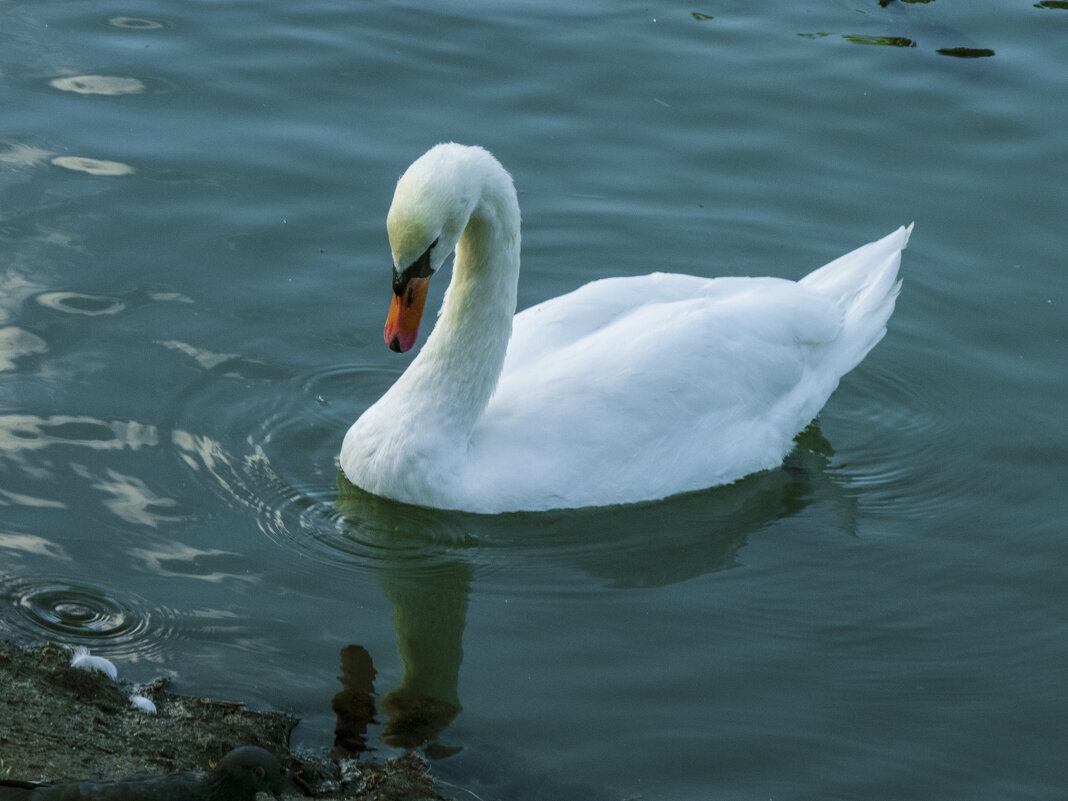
[168,362,473,573]
[824,361,976,519]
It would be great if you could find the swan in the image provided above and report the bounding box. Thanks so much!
[340,144,911,513]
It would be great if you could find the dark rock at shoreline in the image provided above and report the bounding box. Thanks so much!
[0,641,446,800]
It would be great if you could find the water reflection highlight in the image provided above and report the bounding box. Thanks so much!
[49,75,145,95]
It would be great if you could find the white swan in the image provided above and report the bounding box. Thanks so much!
[340,144,911,513]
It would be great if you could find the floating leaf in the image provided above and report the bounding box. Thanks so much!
[842,34,916,47]
[936,47,995,58]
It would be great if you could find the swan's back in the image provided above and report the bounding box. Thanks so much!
[460,225,912,512]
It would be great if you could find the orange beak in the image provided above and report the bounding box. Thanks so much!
[384,276,430,353]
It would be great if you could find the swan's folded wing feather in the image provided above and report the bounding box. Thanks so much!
[503,272,714,373]
[472,275,846,508]
[503,273,842,390]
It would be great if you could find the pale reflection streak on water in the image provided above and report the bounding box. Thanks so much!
[0,405,285,668]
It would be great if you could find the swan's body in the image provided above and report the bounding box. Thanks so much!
[341,144,911,513]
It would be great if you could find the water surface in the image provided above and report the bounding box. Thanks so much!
[2,1,1066,799]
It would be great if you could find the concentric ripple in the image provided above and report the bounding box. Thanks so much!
[267,364,484,563]
[168,361,475,573]
[824,361,979,519]
[296,363,400,426]
[170,357,860,579]
[0,575,181,663]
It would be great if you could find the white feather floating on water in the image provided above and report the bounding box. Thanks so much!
[129,693,157,713]
[70,646,118,680]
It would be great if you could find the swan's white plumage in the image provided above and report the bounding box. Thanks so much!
[341,144,911,513]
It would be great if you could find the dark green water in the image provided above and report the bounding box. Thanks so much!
[2,1,1066,799]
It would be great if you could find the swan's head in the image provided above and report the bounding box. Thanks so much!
[383,144,489,352]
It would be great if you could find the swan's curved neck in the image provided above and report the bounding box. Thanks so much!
[393,165,520,438]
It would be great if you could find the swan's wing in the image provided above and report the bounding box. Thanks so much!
[503,272,715,374]
[473,274,845,508]
[503,272,843,390]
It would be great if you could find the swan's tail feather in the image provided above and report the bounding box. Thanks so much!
[800,223,912,375]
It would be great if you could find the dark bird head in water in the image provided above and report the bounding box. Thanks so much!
[0,745,288,801]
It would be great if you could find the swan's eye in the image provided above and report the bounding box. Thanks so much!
[409,239,437,278]
[393,237,439,297]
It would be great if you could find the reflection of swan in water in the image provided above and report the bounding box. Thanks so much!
[333,428,853,754]
[333,479,471,755]
[341,144,909,513]
[330,556,469,759]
